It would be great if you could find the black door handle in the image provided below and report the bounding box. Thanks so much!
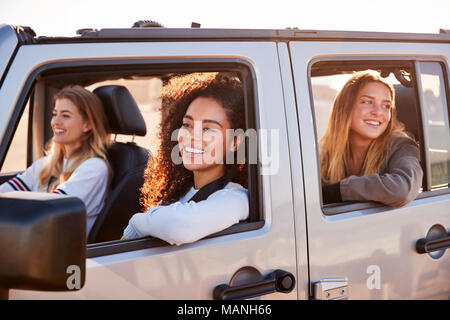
[213,269,295,300]
[416,235,450,254]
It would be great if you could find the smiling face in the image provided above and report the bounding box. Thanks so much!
[177,96,236,175]
[51,98,91,157]
[349,81,392,145]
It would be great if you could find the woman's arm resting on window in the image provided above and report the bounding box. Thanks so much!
[123,187,249,245]
[340,139,423,207]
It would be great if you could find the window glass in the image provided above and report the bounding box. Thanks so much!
[419,62,450,189]
[1,101,29,173]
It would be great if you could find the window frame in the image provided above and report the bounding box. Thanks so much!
[415,59,450,191]
[2,57,265,257]
[0,88,34,175]
[307,56,450,216]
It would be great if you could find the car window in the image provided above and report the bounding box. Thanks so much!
[309,60,428,213]
[418,62,450,189]
[1,100,30,174]
[1,58,262,253]
[24,64,261,252]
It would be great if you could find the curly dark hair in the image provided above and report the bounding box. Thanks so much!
[140,72,248,211]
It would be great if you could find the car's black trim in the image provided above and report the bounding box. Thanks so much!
[26,90,35,168]
[86,220,266,258]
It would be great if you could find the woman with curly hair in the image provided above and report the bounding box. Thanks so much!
[320,70,423,207]
[122,72,248,245]
[0,85,111,235]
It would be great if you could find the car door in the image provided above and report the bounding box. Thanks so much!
[289,39,450,299]
[1,37,299,299]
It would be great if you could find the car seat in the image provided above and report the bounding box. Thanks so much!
[88,85,150,243]
[394,84,426,189]
[394,84,420,141]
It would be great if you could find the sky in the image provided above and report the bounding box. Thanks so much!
[0,0,449,37]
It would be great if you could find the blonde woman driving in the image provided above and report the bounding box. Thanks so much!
[0,85,111,234]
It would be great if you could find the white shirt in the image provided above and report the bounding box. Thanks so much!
[123,182,249,245]
[0,156,109,235]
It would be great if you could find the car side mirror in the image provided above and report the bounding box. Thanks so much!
[0,191,86,299]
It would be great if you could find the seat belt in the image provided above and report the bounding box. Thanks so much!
[188,176,229,203]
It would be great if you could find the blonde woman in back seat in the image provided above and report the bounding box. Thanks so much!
[320,70,423,207]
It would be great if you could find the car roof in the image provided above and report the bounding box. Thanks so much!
[36,27,450,44]
[3,24,449,45]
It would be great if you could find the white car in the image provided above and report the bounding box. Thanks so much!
[0,22,449,300]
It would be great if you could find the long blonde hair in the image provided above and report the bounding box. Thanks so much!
[38,85,111,191]
[320,70,406,184]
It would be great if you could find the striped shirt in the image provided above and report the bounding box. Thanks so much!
[0,156,109,235]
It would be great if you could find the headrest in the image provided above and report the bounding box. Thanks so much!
[394,84,419,140]
[93,85,147,136]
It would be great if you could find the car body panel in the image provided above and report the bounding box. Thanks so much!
[290,40,450,299]
[6,40,298,299]
[0,24,17,84]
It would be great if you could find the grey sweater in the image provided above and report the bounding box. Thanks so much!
[323,135,423,207]
[340,135,423,207]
